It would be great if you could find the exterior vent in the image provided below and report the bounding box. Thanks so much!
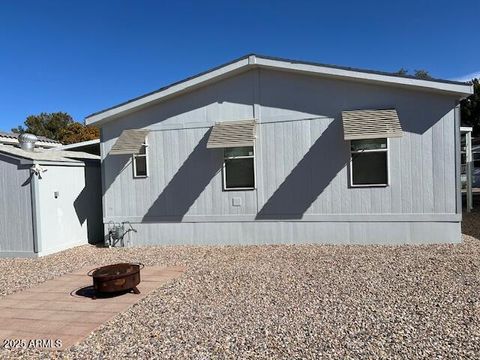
[18,133,38,152]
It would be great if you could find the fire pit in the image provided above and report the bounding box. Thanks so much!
[88,263,144,295]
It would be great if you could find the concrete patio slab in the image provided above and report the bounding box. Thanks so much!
[0,265,185,350]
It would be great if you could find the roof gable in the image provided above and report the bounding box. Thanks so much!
[85,54,473,126]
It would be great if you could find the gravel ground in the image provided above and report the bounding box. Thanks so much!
[1,212,480,359]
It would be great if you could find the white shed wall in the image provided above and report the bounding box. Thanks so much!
[36,165,88,255]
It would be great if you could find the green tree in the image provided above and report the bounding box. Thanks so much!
[11,112,99,144]
[461,78,480,136]
[394,68,409,76]
[12,112,73,141]
[393,68,433,80]
[413,69,433,80]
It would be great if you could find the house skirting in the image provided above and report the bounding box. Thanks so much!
[106,220,462,246]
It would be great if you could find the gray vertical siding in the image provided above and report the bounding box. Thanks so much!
[0,155,35,254]
[100,68,461,245]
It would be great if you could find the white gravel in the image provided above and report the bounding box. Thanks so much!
[1,212,480,359]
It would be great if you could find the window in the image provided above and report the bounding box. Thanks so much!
[350,138,388,186]
[133,140,148,178]
[223,146,255,190]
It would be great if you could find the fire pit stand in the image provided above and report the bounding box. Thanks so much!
[88,263,144,296]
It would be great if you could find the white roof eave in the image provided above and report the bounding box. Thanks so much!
[85,55,474,126]
[54,138,100,151]
[255,57,474,97]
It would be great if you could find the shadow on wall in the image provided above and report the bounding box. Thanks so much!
[256,70,454,135]
[74,163,103,244]
[142,129,223,221]
[102,153,131,196]
[101,69,456,219]
[256,119,348,219]
[0,154,33,186]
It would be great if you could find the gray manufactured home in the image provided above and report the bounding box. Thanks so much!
[86,54,473,245]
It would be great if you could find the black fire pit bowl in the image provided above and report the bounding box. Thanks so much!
[88,263,144,295]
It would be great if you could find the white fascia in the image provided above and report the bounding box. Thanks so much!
[254,57,474,97]
[85,57,251,126]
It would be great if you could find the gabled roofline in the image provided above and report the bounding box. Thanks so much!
[85,54,474,126]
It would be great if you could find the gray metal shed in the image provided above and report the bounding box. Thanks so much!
[0,143,103,257]
[86,54,474,246]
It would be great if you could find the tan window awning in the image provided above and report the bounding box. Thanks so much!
[109,129,150,155]
[342,109,403,140]
[206,120,256,149]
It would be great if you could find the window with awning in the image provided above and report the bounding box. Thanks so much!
[341,109,402,140]
[206,120,256,149]
[109,129,150,155]
[207,120,256,190]
[350,138,389,186]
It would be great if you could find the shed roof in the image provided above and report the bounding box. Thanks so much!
[0,131,60,144]
[56,139,100,150]
[85,54,474,126]
[0,144,100,163]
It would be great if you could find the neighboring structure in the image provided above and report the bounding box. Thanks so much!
[0,135,102,257]
[470,139,480,188]
[86,54,473,245]
[460,127,474,212]
[0,131,61,148]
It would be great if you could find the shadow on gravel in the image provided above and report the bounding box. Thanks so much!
[71,286,133,300]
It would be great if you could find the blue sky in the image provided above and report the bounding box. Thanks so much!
[0,0,478,132]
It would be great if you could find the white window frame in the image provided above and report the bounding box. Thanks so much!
[349,138,390,187]
[222,146,256,191]
[133,138,148,178]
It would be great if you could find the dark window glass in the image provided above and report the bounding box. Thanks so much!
[135,156,147,177]
[352,152,387,185]
[225,158,254,188]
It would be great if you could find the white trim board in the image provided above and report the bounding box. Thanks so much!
[55,139,100,150]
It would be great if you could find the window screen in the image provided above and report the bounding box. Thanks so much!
[224,146,255,190]
[350,139,388,186]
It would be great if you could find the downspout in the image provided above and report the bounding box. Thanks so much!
[100,128,108,240]
[30,164,42,255]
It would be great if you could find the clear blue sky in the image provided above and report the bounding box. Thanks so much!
[0,0,478,132]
